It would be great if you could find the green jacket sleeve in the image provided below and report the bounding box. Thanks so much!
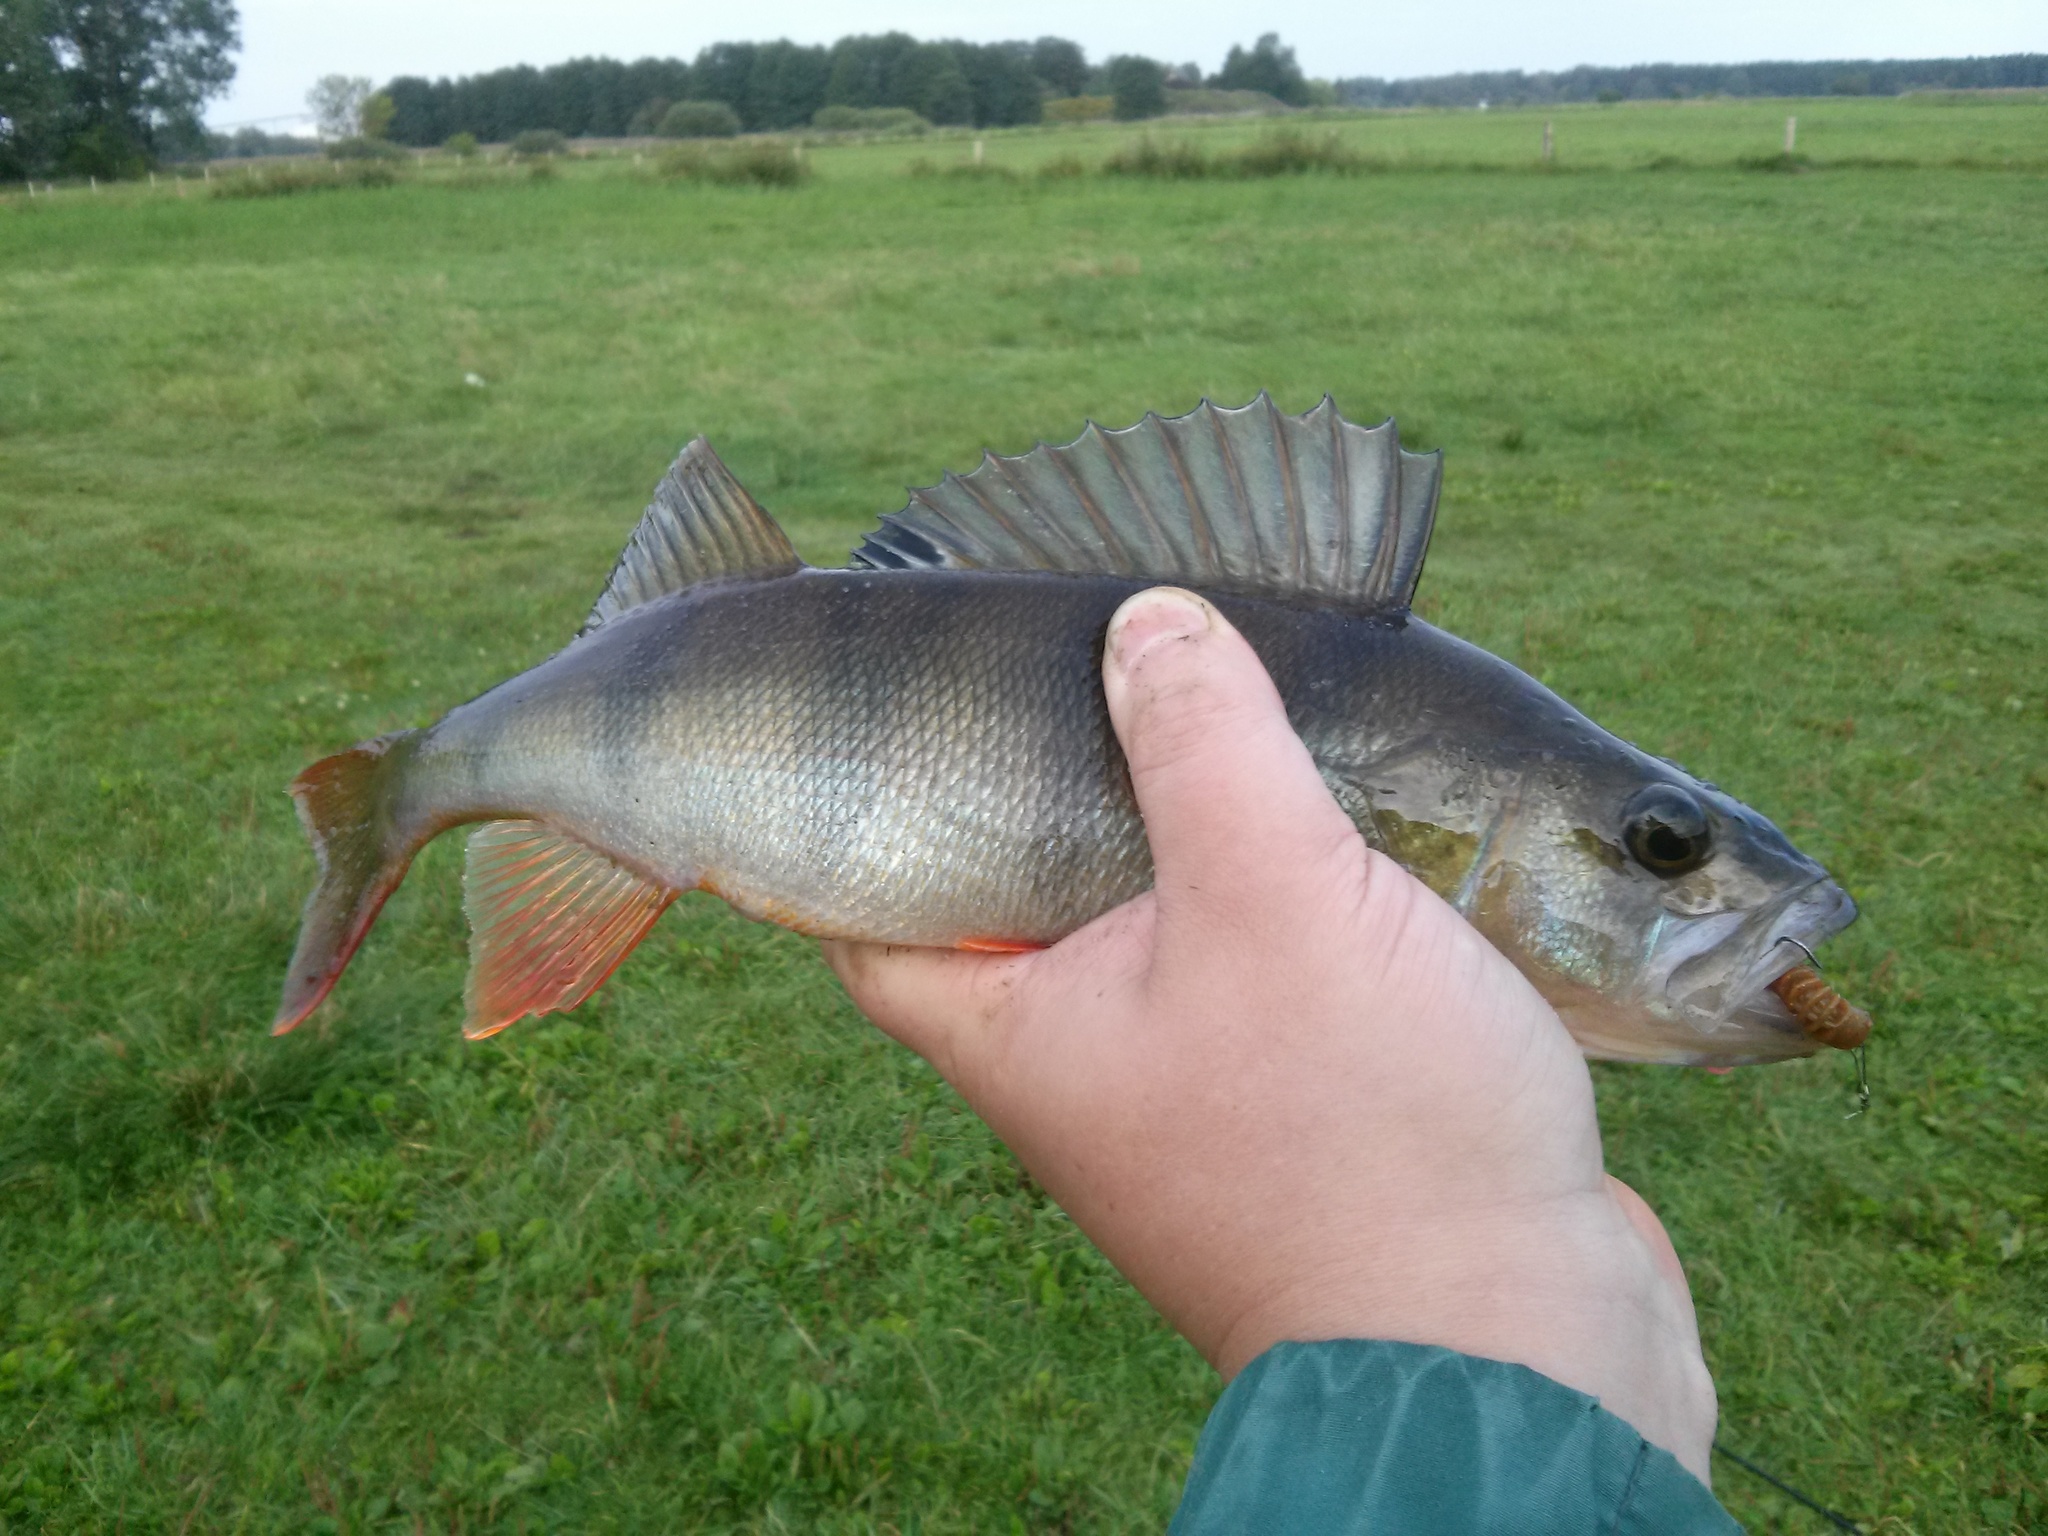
[1169,1340,1741,1534]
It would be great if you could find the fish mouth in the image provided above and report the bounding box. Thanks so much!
[1661,879,1860,1050]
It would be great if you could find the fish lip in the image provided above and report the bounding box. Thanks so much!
[1738,879,1858,1012]
[1664,878,1859,1035]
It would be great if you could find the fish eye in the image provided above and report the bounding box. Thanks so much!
[1622,784,1712,877]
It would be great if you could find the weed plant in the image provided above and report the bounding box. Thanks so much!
[510,130,568,160]
[327,137,408,163]
[1102,130,1369,179]
[656,140,809,187]
[1101,136,1214,179]
[1,95,2045,1530]
[211,160,402,199]
[811,105,931,136]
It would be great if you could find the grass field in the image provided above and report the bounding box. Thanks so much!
[2,93,2045,1531]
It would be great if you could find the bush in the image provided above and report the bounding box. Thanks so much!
[810,105,930,136]
[1228,129,1361,176]
[1037,153,1087,180]
[327,136,406,161]
[1101,130,1366,181]
[213,161,400,198]
[658,101,741,139]
[1101,137,1211,178]
[1043,96,1112,122]
[1736,152,1812,174]
[510,129,567,159]
[443,131,479,159]
[656,140,808,187]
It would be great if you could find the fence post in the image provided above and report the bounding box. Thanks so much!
[973,137,984,165]
[1784,115,1797,154]
[203,163,210,182]
[1542,121,1553,162]
[90,175,98,192]
[26,180,33,199]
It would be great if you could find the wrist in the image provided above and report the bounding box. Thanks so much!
[1203,1199,1717,1483]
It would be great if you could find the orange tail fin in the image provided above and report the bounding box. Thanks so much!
[273,731,424,1034]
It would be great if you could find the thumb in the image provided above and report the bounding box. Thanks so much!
[1102,588,1363,932]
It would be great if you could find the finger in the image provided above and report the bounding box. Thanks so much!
[1101,588,1363,929]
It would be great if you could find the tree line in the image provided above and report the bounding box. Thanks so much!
[381,33,1315,145]
[1339,54,2048,108]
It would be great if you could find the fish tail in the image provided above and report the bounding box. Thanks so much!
[273,730,427,1034]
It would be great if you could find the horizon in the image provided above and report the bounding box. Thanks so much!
[206,1,2043,129]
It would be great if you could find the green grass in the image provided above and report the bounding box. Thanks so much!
[1,95,2044,1531]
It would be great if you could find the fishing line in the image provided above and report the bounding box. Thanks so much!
[1712,1442,1864,1532]
[1847,1043,1871,1119]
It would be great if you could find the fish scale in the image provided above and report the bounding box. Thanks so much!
[273,395,1864,1064]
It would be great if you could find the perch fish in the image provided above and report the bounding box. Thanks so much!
[274,395,1865,1065]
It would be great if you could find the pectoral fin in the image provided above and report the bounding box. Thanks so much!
[462,820,676,1039]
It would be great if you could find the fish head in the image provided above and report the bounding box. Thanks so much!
[1464,754,1858,1065]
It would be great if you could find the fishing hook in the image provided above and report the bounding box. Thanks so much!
[1770,934,1820,969]
[1768,936,1871,1115]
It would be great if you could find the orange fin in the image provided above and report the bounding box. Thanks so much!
[957,937,1048,955]
[462,820,675,1040]
[274,731,423,1035]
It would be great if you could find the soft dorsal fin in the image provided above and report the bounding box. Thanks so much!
[583,437,802,636]
[462,820,676,1038]
[848,394,1442,612]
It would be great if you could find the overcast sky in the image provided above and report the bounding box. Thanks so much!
[209,0,2044,128]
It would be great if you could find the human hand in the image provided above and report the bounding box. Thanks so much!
[823,587,1718,1482]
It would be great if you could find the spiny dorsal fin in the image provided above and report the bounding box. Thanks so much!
[583,438,802,636]
[462,820,676,1039]
[849,394,1442,613]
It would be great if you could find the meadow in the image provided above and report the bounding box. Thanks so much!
[1,93,2044,1531]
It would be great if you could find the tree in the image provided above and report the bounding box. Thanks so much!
[6,0,238,176]
[308,73,372,139]
[0,0,64,178]
[658,99,738,138]
[1107,55,1166,121]
[358,90,394,139]
[741,39,828,131]
[624,96,669,135]
[949,41,1041,127]
[689,42,755,124]
[824,33,917,110]
[896,42,971,125]
[1213,33,1309,106]
[1028,36,1087,98]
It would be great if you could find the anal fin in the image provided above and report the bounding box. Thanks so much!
[462,820,676,1039]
